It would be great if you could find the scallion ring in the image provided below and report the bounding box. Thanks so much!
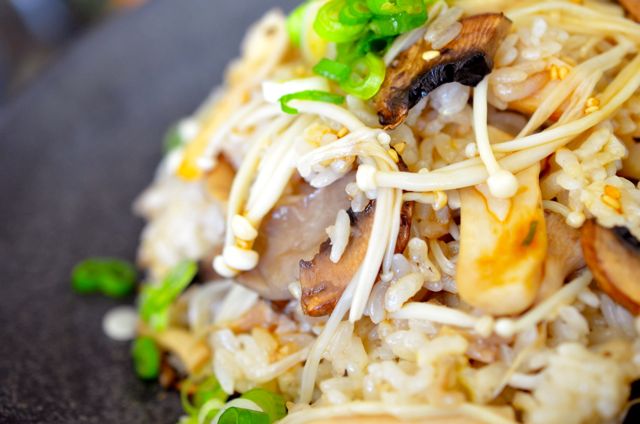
[339,0,372,25]
[279,90,345,114]
[312,59,351,82]
[217,407,270,424]
[314,0,367,43]
[340,53,386,99]
[240,388,287,423]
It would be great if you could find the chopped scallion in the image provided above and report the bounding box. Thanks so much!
[312,59,351,82]
[132,336,161,380]
[163,124,183,154]
[218,407,270,424]
[523,220,539,246]
[366,0,424,15]
[71,258,137,298]
[286,1,310,47]
[240,388,287,423]
[314,0,367,43]
[181,375,228,418]
[340,53,386,99]
[139,260,197,331]
[339,0,372,25]
[279,90,345,114]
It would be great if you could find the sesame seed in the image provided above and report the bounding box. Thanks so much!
[422,50,441,61]
[586,97,600,107]
[549,65,559,81]
[387,148,399,163]
[584,106,600,114]
[337,127,349,138]
[604,185,621,200]
[601,194,622,213]
[393,142,407,154]
[237,239,252,249]
[558,66,570,80]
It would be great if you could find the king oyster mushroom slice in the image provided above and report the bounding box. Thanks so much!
[457,164,547,315]
[535,211,585,302]
[581,220,640,314]
[236,176,353,300]
[375,13,512,129]
[299,200,413,317]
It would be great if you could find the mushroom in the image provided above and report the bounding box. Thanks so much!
[581,220,640,314]
[299,201,413,317]
[236,176,353,300]
[505,73,566,122]
[227,300,280,333]
[375,13,512,129]
[139,325,211,374]
[456,164,547,315]
[204,155,235,202]
[621,135,640,180]
[535,212,585,302]
[619,0,640,21]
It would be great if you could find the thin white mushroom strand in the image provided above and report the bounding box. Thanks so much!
[472,76,519,199]
[213,115,295,277]
[297,127,402,322]
[355,51,640,194]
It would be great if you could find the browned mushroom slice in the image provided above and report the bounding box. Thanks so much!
[299,201,413,317]
[581,220,640,314]
[236,176,353,300]
[227,300,280,333]
[375,13,512,129]
[619,0,640,21]
[204,155,235,202]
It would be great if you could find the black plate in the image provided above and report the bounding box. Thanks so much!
[2,1,639,423]
[0,0,296,422]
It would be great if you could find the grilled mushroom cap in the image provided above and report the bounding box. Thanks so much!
[237,177,352,300]
[619,0,640,21]
[299,201,413,317]
[581,220,640,314]
[375,13,512,129]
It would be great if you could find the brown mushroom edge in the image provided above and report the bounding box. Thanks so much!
[299,200,413,317]
[581,220,640,314]
[619,0,640,22]
[375,13,512,129]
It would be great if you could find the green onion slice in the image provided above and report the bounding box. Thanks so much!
[279,90,345,114]
[132,336,161,380]
[339,0,372,25]
[218,407,270,424]
[366,0,424,15]
[370,9,427,36]
[314,0,367,43]
[163,124,183,154]
[139,260,197,331]
[340,53,386,99]
[356,32,395,55]
[522,220,539,246]
[286,1,310,46]
[312,58,351,82]
[181,375,228,418]
[240,388,287,423]
[71,258,137,297]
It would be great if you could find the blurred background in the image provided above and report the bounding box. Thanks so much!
[0,0,147,106]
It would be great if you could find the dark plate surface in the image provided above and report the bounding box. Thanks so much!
[2,1,639,423]
[0,0,296,422]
